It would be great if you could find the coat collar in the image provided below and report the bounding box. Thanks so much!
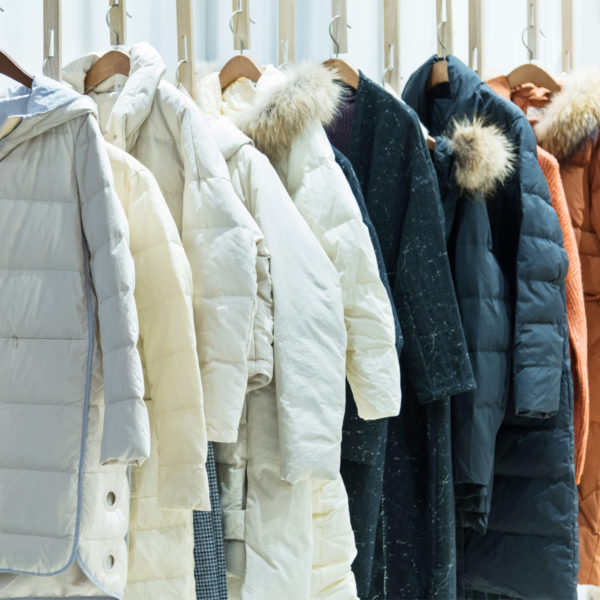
[533,67,600,161]
[63,42,165,151]
[403,57,514,196]
[208,63,343,164]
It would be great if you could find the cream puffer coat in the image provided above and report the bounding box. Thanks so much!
[0,77,149,599]
[199,66,401,485]
[63,42,266,445]
[106,144,209,600]
[193,103,350,598]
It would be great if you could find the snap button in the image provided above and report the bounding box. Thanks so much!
[105,554,115,570]
[106,491,116,507]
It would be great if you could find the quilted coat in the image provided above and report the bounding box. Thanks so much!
[429,120,515,534]
[326,70,474,600]
[63,42,265,446]
[487,75,589,484]
[105,144,209,600]
[195,75,352,599]
[531,69,600,587]
[0,76,149,598]
[404,55,576,600]
[210,64,401,599]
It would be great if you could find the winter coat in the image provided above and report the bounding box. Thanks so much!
[404,55,576,600]
[0,76,149,599]
[104,143,208,600]
[531,68,600,586]
[487,75,589,484]
[194,74,352,599]
[333,145,402,597]
[429,120,515,533]
[234,64,402,455]
[224,64,403,599]
[63,42,265,446]
[326,70,475,600]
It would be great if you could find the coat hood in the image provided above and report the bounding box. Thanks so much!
[233,63,343,163]
[443,117,515,196]
[402,57,514,196]
[63,42,165,150]
[534,67,600,161]
[0,75,95,160]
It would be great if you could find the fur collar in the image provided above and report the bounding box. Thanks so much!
[235,63,343,162]
[445,117,515,196]
[535,68,600,161]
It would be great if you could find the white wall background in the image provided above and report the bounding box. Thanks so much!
[1,0,600,91]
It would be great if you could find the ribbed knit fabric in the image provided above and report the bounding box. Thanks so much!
[488,75,590,484]
[537,146,589,483]
[325,87,355,157]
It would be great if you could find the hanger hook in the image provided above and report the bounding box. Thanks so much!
[229,6,245,55]
[106,2,121,46]
[329,14,341,58]
[521,26,533,62]
[437,21,448,59]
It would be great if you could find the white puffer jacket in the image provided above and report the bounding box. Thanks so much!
[0,76,149,599]
[197,64,400,599]
[63,43,265,444]
[106,144,209,600]
[195,109,350,598]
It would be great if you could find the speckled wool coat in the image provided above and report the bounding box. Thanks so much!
[0,76,149,599]
[404,55,576,600]
[326,71,475,600]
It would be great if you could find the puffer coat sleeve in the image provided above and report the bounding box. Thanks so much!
[107,143,209,510]
[76,117,149,466]
[178,98,263,443]
[289,122,401,421]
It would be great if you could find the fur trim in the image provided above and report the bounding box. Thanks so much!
[535,68,600,161]
[235,63,343,162]
[447,117,515,196]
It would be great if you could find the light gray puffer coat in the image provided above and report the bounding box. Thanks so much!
[0,76,149,599]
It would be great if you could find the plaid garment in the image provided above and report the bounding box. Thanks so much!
[194,442,228,600]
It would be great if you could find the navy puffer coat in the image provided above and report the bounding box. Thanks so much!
[404,56,577,600]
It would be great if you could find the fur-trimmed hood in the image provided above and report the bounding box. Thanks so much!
[444,117,515,196]
[234,63,343,162]
[535,67,600,161]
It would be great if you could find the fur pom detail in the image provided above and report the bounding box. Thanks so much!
[535,67,600,161]
[447,117,515,196]
[235,63,343,162]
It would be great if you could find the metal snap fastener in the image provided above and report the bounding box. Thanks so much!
[105,554,115,570]
[106,491,116,506]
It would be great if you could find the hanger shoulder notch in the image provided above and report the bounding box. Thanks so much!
[219,54,262,91]
[0,50,33,88]
[84,49,130,94]
[323,57,359,89]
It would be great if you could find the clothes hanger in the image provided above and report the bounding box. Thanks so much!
[322,14,359,90]
[427,21,450,90]
[506,26,560,93]
[0,50,33,88]
[220,3,262,91]
[0,7,33,88]
[83,3,130,94]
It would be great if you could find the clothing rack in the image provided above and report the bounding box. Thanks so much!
[176,0,196,96]
[468,0,483,75]
[383,0,401,92]
[278,0,294,67]
[562,0,573,72]
[436,0,453,58]
[43,0,61,81]
[331,0,348,56]
[108,0,126,46]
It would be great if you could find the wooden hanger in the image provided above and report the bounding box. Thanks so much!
[427,135,436,150]
[84,49,130,94]
[0,50,33,88]
[506,64,560,93]
[427,59,449,89]
[323,58,359,90]
[219,54,262,91]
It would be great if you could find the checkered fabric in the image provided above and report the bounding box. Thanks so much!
[194,442,228,599]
